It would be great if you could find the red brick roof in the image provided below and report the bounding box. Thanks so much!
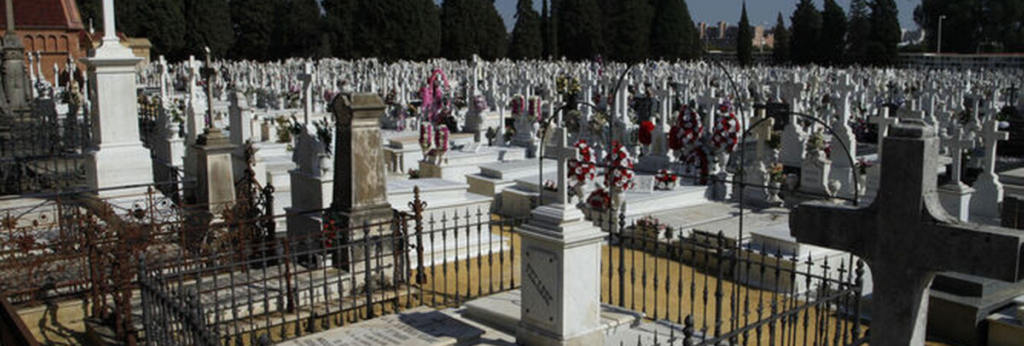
[0,0,84,30]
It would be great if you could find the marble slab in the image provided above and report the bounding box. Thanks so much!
[278,307,483,346]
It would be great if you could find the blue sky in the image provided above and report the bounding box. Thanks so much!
[473,0,920,31]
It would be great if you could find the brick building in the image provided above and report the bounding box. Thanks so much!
[0,0,149,85]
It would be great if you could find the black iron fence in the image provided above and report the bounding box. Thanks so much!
[0,102,91,196]
[593,210,868,346]
[133,186,526,345]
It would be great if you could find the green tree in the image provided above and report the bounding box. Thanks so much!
[230,0,275,61]
[606,0,652,62]
[736,2,753,67]
[352,0,440,60]
[772,12,790,65]
[77,0,101,31]
[867,0,900,66]
[847,0,871,65]
[789,0,821,65]
[137,0,187,60]
[478,0,508,60]
[650,0,699,61]
[509,0,543,60]
[557,0,604,60]
[185,0,234,58]
[323,0,356,59]
[820,0,847,66]
[441,0,478,60]
[984,0,1024,52]
[406,0,442,60]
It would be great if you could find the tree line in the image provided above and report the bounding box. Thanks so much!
[76,0,1019,66]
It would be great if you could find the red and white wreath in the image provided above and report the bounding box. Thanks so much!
[569,140,597,185]
[605,141,636,191]
[671,105,703,150]
[710,111,741,153]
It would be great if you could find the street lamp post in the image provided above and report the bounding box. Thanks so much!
[937,15,946,55]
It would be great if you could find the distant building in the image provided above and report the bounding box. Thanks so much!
[698,21,774,51]
[0,0,150,84]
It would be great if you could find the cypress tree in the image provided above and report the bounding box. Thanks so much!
[867,0,901,66]
[650,0,699,61]
[510,0,544,60]
[441,0,478,60]
[606,0,652,62]
[847,0,871,65]
[281,0,323,58]
[820,0,848,66]
[772,12,791,65]
[736,2,753,67]
[323,0,356,59]
[541,0,550,58]
[789,0,821,65]
[407,0,442,60]
[185,0,234,58]
[138,0,187,60]
[230,0,275,61]
[557,0,604,61]
[478,0,508,60]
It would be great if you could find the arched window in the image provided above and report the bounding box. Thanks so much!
[23,36,33,51]
[48,36,58,51]
[59,35,69,51]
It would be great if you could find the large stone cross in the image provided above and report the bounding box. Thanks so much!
[790,120,1024,346]
[980,117,1009,177]
[202,48,217,129]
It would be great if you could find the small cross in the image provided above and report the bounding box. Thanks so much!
[943,128,974,184]
[870,108,900,152]
[544,118,577,206]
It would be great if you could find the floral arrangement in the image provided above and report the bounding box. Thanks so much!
[385,88,398,105]
[485,127,498,145]
[855,159,871,176]
[510,95,526,116]
[569,140,598,185]
[430,124,451,159]
[710,112,740,153]
[408,169,421,179]
[806,129,826,155]
[669,105,703,151]
[472,94,489,112]
[770,162,786,183]
[275,116,293,144]
[655,169,678,190]
[589,111,608,139]
[419,122,433,154]
[556,74,581,100]
[528,96,543,122]
[420,69,452,124]
[605,141,636,191]
[323,89,338,103]
[564,110,582,134]
[587,188,612,211]
[635,215,674,241]
[543,180,557,192]
[638,121,656,146]
[314,118,333,155]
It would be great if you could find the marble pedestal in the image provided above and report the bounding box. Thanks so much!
[938,182,975,222]
[516,204,605,346]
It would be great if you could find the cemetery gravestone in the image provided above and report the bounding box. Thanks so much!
[790,120,1024,346]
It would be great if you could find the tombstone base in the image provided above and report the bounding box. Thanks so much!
[971,172,1003,220]
[927,272,1024,346]
[938,182,975,222]
[516,204,605,346]
[86,142,155,198]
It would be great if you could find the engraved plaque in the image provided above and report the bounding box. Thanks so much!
[522,245,561,328]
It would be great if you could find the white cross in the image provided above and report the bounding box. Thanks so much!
[298,62,314,124]
[943,128,974,184]
[870,107,899,155]
[980,117,1009,177]
[545,117,577,206]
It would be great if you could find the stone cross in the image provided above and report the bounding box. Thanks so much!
[870,108,899,157]
[980,117,1009,177]
[943,128,973,184]
[544,124,575,205]
[101,0,117,44]
[751,108,774,162]
[158,56,168,100]
[299,62,314,124]
[186,56,201,144]
[202,48,216,129]
[790,120,1024,346]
